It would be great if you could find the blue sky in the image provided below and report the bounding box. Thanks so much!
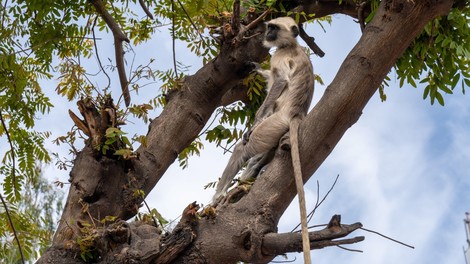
[36,14,469,264]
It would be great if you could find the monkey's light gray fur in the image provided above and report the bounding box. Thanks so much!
[212,17,315,203]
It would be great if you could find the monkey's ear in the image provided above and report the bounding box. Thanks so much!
[291,25,299,38]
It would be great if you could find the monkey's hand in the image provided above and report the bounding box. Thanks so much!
[246,61,261,73]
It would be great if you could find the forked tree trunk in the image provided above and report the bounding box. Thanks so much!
[37,0,453,263]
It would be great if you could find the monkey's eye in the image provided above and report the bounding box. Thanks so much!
[267,24,280,31]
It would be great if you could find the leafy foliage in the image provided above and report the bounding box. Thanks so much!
[0,172,63,262]
[385,6,469,105]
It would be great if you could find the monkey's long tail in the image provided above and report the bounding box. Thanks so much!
[290,118,311,264]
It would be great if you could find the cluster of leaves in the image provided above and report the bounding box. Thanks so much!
[136,208,169,228]
[56,56,95,101]
[0,1,119,260]
[0,1,67,258]
[205,103,252,147]
[204,66,266,152]
[0,0,96,196]
[0,173,63,262]
[178,138,204,168]
[154,0,226,64]
[383,6,470,105]
[75,204,119,262]
[101,127,136,159]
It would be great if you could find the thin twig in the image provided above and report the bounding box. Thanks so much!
[337,245,364,253]
[0,109,16,190]
[138,0,154,19]
[236,8,271,41]
[314,180,320,211]
[175,0,205,41]
[307,223,327,230]
[218,142,234,154]
[291,174,339,232]
[357,1,368,32]
[197,110,221,137]
[1,0,8,29]
[171,0,178,76]
[89,0,131,106]
[92,16,111,89]
[309,174,339,219]
[0,193,25,264]
[142,199,159,227]
[360,227,415,249]
[243,8,271,32]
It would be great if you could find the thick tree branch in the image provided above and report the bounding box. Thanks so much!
[219,82,251,106]
[90,0,131,106]
[294,0,362,20]
[263,215,363,255]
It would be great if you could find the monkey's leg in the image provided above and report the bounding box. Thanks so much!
[213,141,252,202]
[290,117,311,264]
[244,112,289,154]
[213,113,289,203]
[239,149,275,182]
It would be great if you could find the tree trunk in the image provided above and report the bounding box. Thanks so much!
[37,0,453,263]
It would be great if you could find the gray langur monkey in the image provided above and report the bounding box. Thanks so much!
[212,16,315,263]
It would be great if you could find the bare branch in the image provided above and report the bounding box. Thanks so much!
[291,174,340,232]
[336,244,363,253]
[357,1,368,32]
[89,0,131,106]
[361,227,415,249]
[232,0,240,35]
[263,215,363,255]
[139,0,154,20]
[299,24,325,57]
[171,0,178,76]
[293,0,360,20]
[91,17,111,89]
[236,8,271,41]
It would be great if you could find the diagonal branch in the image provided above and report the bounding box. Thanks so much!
[138,0,154,20]
[263,215,363,255]
[0,109,16,189]
[299,24,325,57]
[0,193,25,264]
[89,0,131,106]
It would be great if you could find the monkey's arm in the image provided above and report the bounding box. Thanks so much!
[244,73,288,144]
[257,75,287,119]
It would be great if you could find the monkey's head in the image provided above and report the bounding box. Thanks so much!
[263,17,299,49]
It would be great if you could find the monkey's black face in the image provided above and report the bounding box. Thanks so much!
[265,23,280,42]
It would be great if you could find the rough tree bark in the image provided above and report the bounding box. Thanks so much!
[37,0,454,263]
